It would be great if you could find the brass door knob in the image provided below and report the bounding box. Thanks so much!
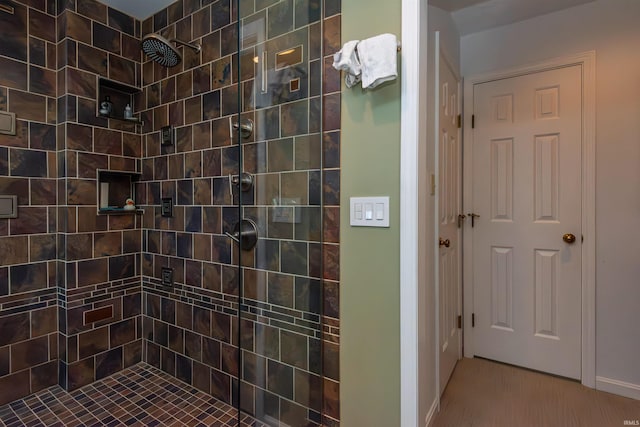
[563,233,576,244]
[439,238,450,248]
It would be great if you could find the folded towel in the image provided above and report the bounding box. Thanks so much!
[357,33,398,89]
[332,40,362,88]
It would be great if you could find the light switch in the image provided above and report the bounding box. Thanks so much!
[364,203,373,220]
[350,197,390,227]
[354,203,363,220]
[375,203,384,220]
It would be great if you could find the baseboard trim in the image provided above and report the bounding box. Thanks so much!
[424,398,438,427]
[596,376,640,400]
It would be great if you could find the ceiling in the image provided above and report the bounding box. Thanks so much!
[97,0,598,33]
[97,0,177,20]
[430,0,597,35]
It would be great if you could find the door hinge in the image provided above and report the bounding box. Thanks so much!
[471,114,475,129]
[457,114,462,129]
[457,315,462,329]
[472,313,475,327]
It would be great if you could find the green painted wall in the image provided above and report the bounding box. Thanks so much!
[339,1,402,426]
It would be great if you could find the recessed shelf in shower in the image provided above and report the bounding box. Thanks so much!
[96,169,143,215]
[96,78,143,126]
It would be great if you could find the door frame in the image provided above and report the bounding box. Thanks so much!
[400,0,424,425]
[462,51,596,388]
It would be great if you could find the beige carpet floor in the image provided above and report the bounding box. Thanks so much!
[431,357,640,427]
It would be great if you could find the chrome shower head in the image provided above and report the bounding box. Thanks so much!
[141,33,201,68]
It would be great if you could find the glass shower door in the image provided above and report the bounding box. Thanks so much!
[233,1,326,425]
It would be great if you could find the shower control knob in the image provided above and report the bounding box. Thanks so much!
[225,219,258,251]
[232,119,254,138]
[230,172,254,192]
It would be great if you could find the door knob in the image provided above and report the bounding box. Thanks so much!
[563,233,576,244]
[439,238,450,248]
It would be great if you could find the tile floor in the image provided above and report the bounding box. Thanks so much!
[0,363,265,427]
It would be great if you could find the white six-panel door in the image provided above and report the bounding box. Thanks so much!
[470,65,582,379]
[438,54,462,394]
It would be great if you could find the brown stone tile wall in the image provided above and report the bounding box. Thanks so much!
[0,306,58,406]
[138,0,341,425]
[0,1,340,421]
[56,0,143,391]
[0,0,60,405]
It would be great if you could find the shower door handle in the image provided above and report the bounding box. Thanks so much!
[225,219,258,250]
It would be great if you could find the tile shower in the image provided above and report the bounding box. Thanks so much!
[0,0,341,425]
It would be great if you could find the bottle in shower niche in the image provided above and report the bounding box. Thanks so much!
[99,95,113,116]
[124,104,133,119]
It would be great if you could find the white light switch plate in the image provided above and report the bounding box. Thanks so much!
[350,197,389,227]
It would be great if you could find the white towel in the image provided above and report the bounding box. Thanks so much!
[357,34,398,89]
[332,40,362,88]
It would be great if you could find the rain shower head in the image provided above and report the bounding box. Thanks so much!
[142,34,180,67]
[141,33,201,68]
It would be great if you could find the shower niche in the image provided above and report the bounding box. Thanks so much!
[96,78,142,125]
[96,169,142,215]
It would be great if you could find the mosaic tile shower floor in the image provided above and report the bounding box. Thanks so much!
[0,364,265,427]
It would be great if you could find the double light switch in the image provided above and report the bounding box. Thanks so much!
[350,197,389,227]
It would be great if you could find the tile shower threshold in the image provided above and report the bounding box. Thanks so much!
[0,363,265,427]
